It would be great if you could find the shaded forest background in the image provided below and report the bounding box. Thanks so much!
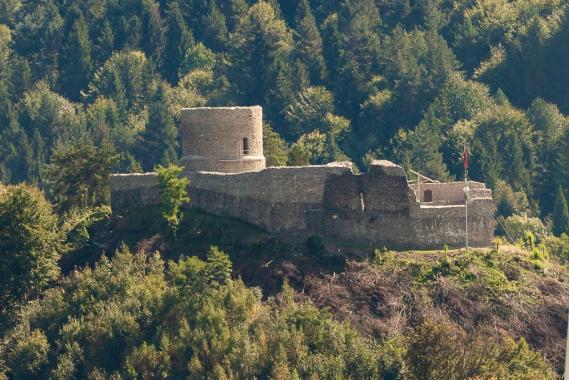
[1,0,569,226]
[1,1,569,378]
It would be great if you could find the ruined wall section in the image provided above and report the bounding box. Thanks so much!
[179,106,265,173]
[186,163,352,233]
[110,161,495,249]
[409,181,490,204]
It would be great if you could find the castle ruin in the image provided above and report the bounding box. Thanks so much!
[110,106,495,249]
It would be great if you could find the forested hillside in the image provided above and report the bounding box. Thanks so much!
[1,0,569,226]
[1,0,569,378]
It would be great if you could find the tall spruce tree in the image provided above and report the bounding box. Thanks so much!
[141,0,165,68]
[228,2,296,122]
[163,1,195,84]
[294,0,326,83]
[409,121,449,181]
[96,20,115,64]
[553,186,569,236]
[200,0,228,51]
[218,0,249,32]
[59,12,93,100]
[138,82,179,171]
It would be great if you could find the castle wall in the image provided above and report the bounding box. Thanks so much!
[179,106,265,173]
[110,161,495,250]
[409,181,490,204]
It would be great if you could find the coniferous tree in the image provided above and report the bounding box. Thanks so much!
[163,1,195,84]
[46,140,118,211]
[409,121,449,181]
[556,127,569,196]
[228,2,296,122]
[553,186,569,236]
[138,82,179,171]
[200,0,228,51]
[96,20,115,64]
[334,0,382,115]
[294,0,326,83]
[0,184,63,307]
[141,0,165,68]
[59,12,93,100]
[218,0,249,32]
[206,246,232,285]
[509,133,533,196]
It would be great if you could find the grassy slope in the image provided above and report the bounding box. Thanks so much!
[66,206,569,373]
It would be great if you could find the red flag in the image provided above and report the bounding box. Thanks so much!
[463,147,469,170]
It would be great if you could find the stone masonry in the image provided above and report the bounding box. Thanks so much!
[110,106,495,250]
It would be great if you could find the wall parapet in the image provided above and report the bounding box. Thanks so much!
[110,161,495,249]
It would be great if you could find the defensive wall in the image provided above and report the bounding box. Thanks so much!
[110,160,495,249]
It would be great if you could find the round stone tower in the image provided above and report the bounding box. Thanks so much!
[179,106,266,173]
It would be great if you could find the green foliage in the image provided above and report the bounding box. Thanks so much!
[46,140,118,212]
[552,186,569,236]
[501,214,549,243]
[263,123,289,166]
[0,242,557,379]
[0,246,392,379]
[542,233,569,263]
[156,164,190,234]
[406,321,555,380]
[59,10,92,101]
[0,184,62,307]
[0,0,567,227]
[137,81,179,170]
[87,50,153,113]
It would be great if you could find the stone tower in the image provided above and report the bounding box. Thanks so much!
[179,106,266,173]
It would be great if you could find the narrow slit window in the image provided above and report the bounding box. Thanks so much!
[423,190,433,203]
[243,138,249,155]
[359,192,365,211]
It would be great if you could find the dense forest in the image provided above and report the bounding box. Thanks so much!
[0,0,569,225]
[1,0,569,378]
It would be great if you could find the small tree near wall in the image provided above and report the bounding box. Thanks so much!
[156,164,190,235]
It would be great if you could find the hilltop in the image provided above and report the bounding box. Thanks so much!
[64,205,569,374]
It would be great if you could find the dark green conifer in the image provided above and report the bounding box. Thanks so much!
[553,186,569,236]
[163,1,195,84]
[59,12,93,100]
[294,0,326,83]
[138,82,179,171]
[141,0,165,67]
[200,0,228,51]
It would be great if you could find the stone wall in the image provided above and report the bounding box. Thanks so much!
[179,106,265,173]
[409,181,490,204]
[110,161,495,249]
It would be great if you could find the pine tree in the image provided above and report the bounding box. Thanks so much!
[200,0,228,51]
[509,133,533,195]
[410,121,449,181]
[218,0,249,32]
[59,12,93,100]
[206,246,232,285]
[553,186,569,236]
[163,1,195,84]
[294,0,326,83]
[229,2,295,121]
[334,0,382,115]
[96,20,114,64]
[556,127,569,195]
[138,82,179,171]
[141,0,165,68]
[0,184,63,306]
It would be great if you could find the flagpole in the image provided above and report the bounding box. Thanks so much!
[464,146,469,250]
[565,310,568,379]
